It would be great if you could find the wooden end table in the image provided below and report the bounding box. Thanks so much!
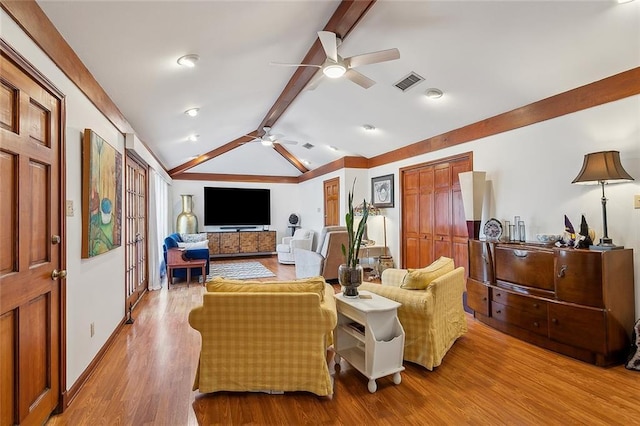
[333,290,405,393]
[166,248,207,288]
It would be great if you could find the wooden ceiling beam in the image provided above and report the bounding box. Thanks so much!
[272,144,309,174]
[168,132,257,177]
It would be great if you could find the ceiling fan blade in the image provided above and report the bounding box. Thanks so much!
[317,31,338,62]
[269,62,322,68]
[345,48,400,69]
[344,69,376,89]
[275,139,298,145]
[305,69,325,91]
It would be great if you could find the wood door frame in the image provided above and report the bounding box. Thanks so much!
[0,39,67,414]
[399,151,472,268]
[124,151,148,316]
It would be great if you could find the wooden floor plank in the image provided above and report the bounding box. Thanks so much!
[47,256,640,425]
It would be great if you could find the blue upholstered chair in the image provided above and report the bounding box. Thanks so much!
[163,233,210,283]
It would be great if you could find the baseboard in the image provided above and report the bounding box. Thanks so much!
[61,315,128,410]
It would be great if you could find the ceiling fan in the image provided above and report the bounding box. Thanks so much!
[242,127,298,147]
[271,31,400,89]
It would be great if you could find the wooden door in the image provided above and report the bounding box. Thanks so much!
[323,177,340,226]
[401,153,471,270]
[0,41,64,425]
[125,153,147,314]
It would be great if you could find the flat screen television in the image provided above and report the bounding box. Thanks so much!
[204,187,271,227]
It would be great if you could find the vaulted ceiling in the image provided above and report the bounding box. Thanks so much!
[34,0,640,180]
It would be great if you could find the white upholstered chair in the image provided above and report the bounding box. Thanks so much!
[276,228,314,264]
[294,226,348,281]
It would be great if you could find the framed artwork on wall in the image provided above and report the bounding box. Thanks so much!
[82,128,122,258]
[371,174,394,208]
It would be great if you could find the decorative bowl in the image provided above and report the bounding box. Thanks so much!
[536,234,562,243]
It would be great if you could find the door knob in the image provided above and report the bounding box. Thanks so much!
[51,269,67,280]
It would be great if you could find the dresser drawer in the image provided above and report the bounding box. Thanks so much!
[548,304,606,353]
[495,246,554,291]
[466,278,489,316]
[491,301,547,336]
[492,289,547,316]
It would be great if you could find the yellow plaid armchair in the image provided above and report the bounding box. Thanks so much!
[188,277,337,396]
[359,266,467,370]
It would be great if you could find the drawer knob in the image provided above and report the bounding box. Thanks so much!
[533,303,539,308]
[482,297,487,301]
[513,250,528,258]
[496,293,501,297]
[533,322,539,327]
[557,265,567,278]
[552,318,558,324]
[496,309,502,314]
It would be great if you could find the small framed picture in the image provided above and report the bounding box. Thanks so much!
[371,174,394,208]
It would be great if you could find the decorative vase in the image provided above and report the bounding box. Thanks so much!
[176,194,198,234]
[338,264,363,298]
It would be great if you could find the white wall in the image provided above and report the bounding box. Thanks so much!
[299,96,640,315]
[2,10,172,389]
[169,180,300,244]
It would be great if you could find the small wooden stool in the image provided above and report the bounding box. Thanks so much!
[166,248,207,288]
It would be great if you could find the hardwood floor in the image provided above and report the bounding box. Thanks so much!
[47,256,639,425]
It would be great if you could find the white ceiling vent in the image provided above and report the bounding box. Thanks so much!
[302,143,315,149]
[394,72,425,92]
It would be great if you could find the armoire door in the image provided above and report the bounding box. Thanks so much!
[0,41,64,426]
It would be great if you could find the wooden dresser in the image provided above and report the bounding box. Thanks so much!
[467,240,635,366]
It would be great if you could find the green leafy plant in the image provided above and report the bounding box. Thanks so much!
[341,180,369,268]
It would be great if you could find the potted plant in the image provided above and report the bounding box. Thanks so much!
[339,180,369,298]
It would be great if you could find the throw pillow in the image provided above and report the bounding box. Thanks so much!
[401,256,455,290]
[177,240,209,250]
[626,318,640,371]
[207,276,326,301]
[181,233,207,243]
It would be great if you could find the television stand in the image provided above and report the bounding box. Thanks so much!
[206,230,276,258]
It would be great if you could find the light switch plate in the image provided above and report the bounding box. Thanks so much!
[634,195,640,209]
[66,200,74,216]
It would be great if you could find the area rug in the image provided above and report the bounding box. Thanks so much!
[207,262,275,280]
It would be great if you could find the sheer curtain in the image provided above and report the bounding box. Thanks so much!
[148,169,170,290]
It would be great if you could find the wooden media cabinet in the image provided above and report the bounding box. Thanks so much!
[206,230,276,258]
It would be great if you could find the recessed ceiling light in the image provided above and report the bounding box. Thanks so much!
[185,108,199,117]
[363,124,376,131]
[323,63,346,78]
[177,54,199,68]
[301,159,311,166]
[425,88,444,99]
[187,134,199,142]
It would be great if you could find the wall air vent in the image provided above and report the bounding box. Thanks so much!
[302,143,315,150]
[393,72,425,92]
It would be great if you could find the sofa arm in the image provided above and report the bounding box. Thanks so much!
[381,268,409,288]
[294,248,324,278]
[290,238,312,251]
[282,236,293,245]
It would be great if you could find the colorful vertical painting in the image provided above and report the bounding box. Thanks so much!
[82,129,122,258]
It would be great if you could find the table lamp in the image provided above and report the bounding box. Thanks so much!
[571,150,634,250]
[459,171,486,239]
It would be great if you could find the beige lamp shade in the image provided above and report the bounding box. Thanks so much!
[459,171,486,221]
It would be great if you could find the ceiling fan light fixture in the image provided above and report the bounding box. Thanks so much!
[363,124,376,131]
[425,88,444,99]
[261,140,273,147]
[323,63,346,78]
[177,54,199,68]
[184,108,199,117]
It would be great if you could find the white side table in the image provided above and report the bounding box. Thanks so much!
[333,290,405,393]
